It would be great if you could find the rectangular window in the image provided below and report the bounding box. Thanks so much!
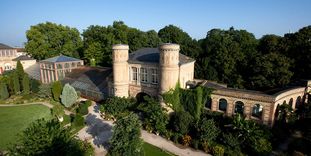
[140,67,147,83]
[151,68,158,84]
[132,67,137,81]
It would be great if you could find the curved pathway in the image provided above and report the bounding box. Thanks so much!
[77,102,209,156]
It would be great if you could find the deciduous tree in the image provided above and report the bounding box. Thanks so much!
[25,22,82,60]
[109,113,143,156]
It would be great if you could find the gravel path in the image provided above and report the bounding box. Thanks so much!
[77,102,209,156]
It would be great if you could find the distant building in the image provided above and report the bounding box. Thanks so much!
[12,55,36,69]
[0,43,18,72]
[39,55,84,83]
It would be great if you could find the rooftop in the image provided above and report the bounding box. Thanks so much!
[0,43,14,49]
[41,55,81,63]
[62,66,112,101]
[128,48,195,65]
[12,55,35,61]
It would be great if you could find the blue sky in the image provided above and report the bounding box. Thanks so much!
[0,0,310,47]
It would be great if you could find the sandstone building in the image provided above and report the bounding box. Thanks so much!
[111,43,195,98]
[38,43,309,127]
[0,43,36,75]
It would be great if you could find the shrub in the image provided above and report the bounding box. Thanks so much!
[212,145,224,156]
[197,118,220,143]
[37,84,52,98]
[202,141,211,153]
[8,119,94,156]
[109,113,143,156]
[22,75,30,94]
[73,114,85,127]
[76,102,89,115]
[171,111,193,135]
[100,97,135,117]
[12,72,20,94]
[172,133,181,144]
[60,83,78,108]
[85,100,92,106]
[30,79,40,93]
[192,139,199,150]
[182,135,192,146]
[51,104,65,120]
[51,81,62,102]
[137,97,168,134]
[0,83,9,100]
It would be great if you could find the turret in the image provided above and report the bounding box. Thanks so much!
[159,43,180,94]
[112,44,129,97]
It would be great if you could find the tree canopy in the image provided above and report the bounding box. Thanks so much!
[24,21,311,90]
[109,113,143,156]
[25,22,82,60]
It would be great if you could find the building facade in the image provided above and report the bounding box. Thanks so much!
[0,43,18,73]
[111,43,195,98]
[110,43,310,126]
[39,55,84,83]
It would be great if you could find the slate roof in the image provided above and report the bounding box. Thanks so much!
[12,55,35,61]
[128,48,195,65]
[0,43,14,49]
[62,66,112,101]
[41,55,81,63]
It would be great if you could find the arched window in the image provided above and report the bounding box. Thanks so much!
[295,96,302,109]
[205,97,212,109]
[235,101,244,114]
[219,99,227,112]
[252,104,263,118]
[289,98,293,108]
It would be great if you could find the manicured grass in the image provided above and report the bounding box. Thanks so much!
[0,104,52,150]
[143,142,174,156]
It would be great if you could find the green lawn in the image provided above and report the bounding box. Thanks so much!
[143,142,174,156]
[0,104,52,150]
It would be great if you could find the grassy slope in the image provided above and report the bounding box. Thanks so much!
[0,104,51,150]
[143,142,173,156]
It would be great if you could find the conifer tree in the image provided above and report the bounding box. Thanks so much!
[60,83,78,107]
[0,83,9,100]
[51,81,62,101]
[12,72,20,94]
[16,60,25,81]
[22,75,30,94]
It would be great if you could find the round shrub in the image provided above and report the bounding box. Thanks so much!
[73,114,85,127]
[76,102,89,115]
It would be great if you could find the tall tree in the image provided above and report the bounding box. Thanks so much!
[16,60,25,86]
[25,22,83,60]
[109,113,143,156]
[22,75,30,94]
[51,81,63,102]
[158,25,202,58]
[0,83,9,100]
[12,72,20,94]
[82,21,161,66]
[83,42,103,66]
[8,119,94,156]
[199,27,258,88]
[283,25,311,79]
